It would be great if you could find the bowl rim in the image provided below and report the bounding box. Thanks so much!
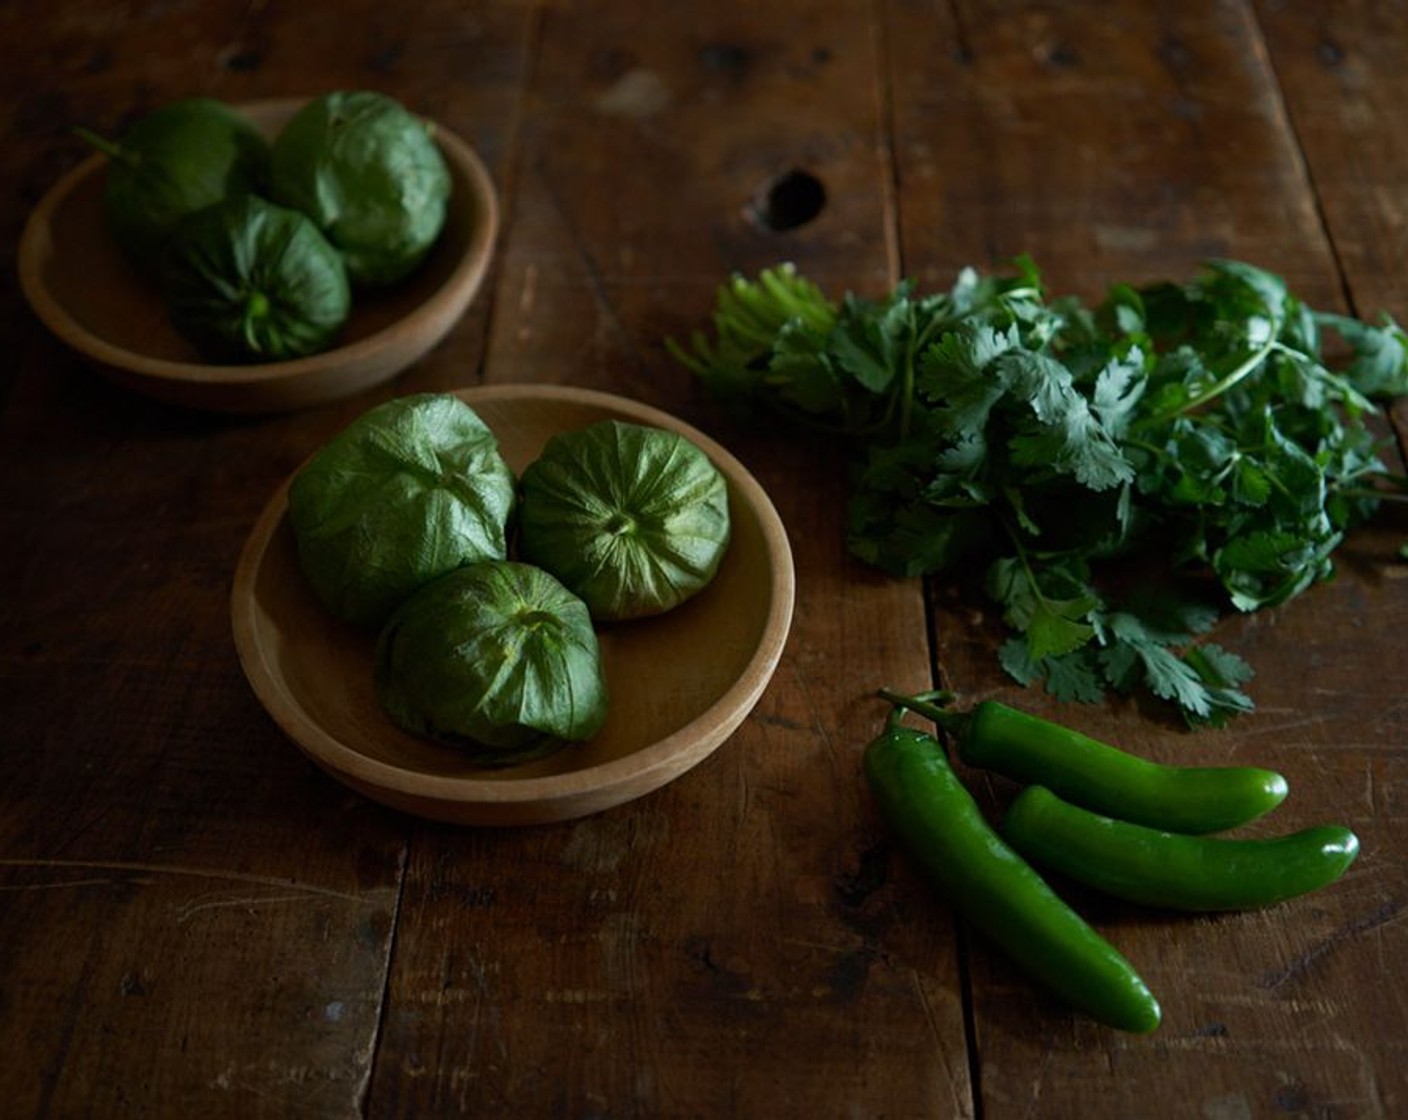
[16,97,500,389]
[230,384,797,812]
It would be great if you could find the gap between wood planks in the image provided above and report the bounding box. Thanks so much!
[1242,0,1359,320]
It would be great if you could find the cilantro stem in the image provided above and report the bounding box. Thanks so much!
[897,302,946,441]
[1134,336,1284,431]
[897,308,917,443]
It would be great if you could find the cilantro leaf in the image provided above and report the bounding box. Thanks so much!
[1040,649,1109,704]
[998,352,1135,491]
[917,322,1022,431]
[1091,347,1147,434]
[1317,311,1408,397]
[829,289,911,394]
[984,554,1100,661]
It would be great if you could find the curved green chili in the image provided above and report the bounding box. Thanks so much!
[864,710,1162,1033]
[880,689,1287,834]
[1002,785,1360,912]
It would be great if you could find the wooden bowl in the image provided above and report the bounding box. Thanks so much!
[231,385,796,825]
[17,99,498,413]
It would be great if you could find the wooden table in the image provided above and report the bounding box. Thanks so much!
[3,2,1406,1116]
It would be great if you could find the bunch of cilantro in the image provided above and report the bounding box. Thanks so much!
[670,257,1408,724]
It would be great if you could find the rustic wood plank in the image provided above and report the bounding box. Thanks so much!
[1248,6,1408,1111]
[0,2,532,1115]
[0,365,407,1120]
[365,2,960,1115]
[1254,0,1408,323]
[883,0,1340,305]
[882,0,1408,1115]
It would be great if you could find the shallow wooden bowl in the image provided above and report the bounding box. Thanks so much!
[231,385,796,825]
[17,98,498,413]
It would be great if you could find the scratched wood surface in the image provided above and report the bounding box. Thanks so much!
[0,1,1404,1117]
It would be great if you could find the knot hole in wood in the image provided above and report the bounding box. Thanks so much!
[749,168,826,232]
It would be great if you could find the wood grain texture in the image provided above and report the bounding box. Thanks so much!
[2,0,1407,1116]
[1256,0,1408,321]
[883,0,1342,303]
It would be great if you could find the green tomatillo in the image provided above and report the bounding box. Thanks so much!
[269,90,451,286]
[78,97,271,275]
[517,420,732,621]
[287,394,517,627]
[159,194,351,363]
[375,560,609,765]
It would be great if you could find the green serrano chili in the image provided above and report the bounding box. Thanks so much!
[880,689,1287,834]
[863,710,1162,1033]
[1002,785,1361,912]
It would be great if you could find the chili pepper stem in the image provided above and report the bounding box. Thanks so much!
[877,687,969,736]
